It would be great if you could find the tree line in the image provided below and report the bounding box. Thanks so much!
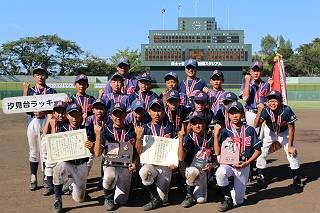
[0,34,142,76]
[0,34,319,77]
[254,34,320,77]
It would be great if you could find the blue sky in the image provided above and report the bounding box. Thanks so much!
[1,0,319,59]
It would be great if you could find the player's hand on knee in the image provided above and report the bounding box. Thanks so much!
[288,146,297,157]
[128,163,136,172]
[233,161,248,169]
[202,162,214,171]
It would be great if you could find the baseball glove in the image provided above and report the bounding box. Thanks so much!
[268,141,282,154]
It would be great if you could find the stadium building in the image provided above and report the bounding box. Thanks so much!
[141,17,252,85]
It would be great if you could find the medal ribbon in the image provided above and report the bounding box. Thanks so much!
[211,91,223,110]
[76,95,88,114]
[151,123,164,137]
[111,93,122,103]
[192,132,208,157]
[93,116,104,127]
[139,92,150,109]
[255,82,263,105]
[35,86,47,95]
[230,125,246,153]
[186,79,196,98]
[113,127,125,143]
[270,110,282,135]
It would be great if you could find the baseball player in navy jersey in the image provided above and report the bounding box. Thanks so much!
[239,60,270,130]
[188,91,215,131]
[129,72,158,109]
[254,90,303,189]
[215,92,238,128]
[214,102,261,212]
[160,72,187,106]
[125,99,150,127]
[178,111,215,208]
[67,74,95,125]
[41,101,68,196]
[135,98,174,211]
[102,73,130,116]
[103,57,138,95]
[52,103,95,213]
[93,102,137,211]
[23,65,57,191]
[85,98,107,177]
[179,59,206,108]
[205,70,226,115]
[164,89,190,138]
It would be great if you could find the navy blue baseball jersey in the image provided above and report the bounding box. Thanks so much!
[183,132,214,165]
[57,123,89,164]
[179,78,206,107]
[27,86,57,124]
[179,78,206,98]
[215,105,230,127]
[102,124,136,152]
[102,92,130,113]
[85,114,108,142]
[208,89,225,115]
[143,122,174,138]
[70,94,95,116]
[239,80,269,110]
[104,75,138,95]
[260,105,297,134]
[219,124,261,159]
[129,91,159,109]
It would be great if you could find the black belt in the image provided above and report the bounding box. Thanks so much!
[67,158,89,165]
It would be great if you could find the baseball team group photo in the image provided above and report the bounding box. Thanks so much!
[0,1,319,213]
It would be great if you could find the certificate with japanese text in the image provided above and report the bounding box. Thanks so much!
[45,129,91,164]
[140,135,179,167]
[2,93,68,114]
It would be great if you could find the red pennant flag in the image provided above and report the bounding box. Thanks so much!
[272,54,288,105]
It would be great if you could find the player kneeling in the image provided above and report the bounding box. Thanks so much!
[52,103,94,213]
[214,102,261,212]
[93,102,138,211]
[178,111,215,208]
[254,91,303,189]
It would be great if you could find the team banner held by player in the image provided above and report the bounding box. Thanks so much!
[2,93,68,114]
[140,135,179,167]
[272,54,288,105]
[45,129,91,164]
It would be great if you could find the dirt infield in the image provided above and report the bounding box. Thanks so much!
[0,110,319,213]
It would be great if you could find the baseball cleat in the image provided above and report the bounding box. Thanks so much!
[42,187,54,196]
[143,197,163,211]
[181,194,195,208]
[53,199,63,213]
[218,196,233,212]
